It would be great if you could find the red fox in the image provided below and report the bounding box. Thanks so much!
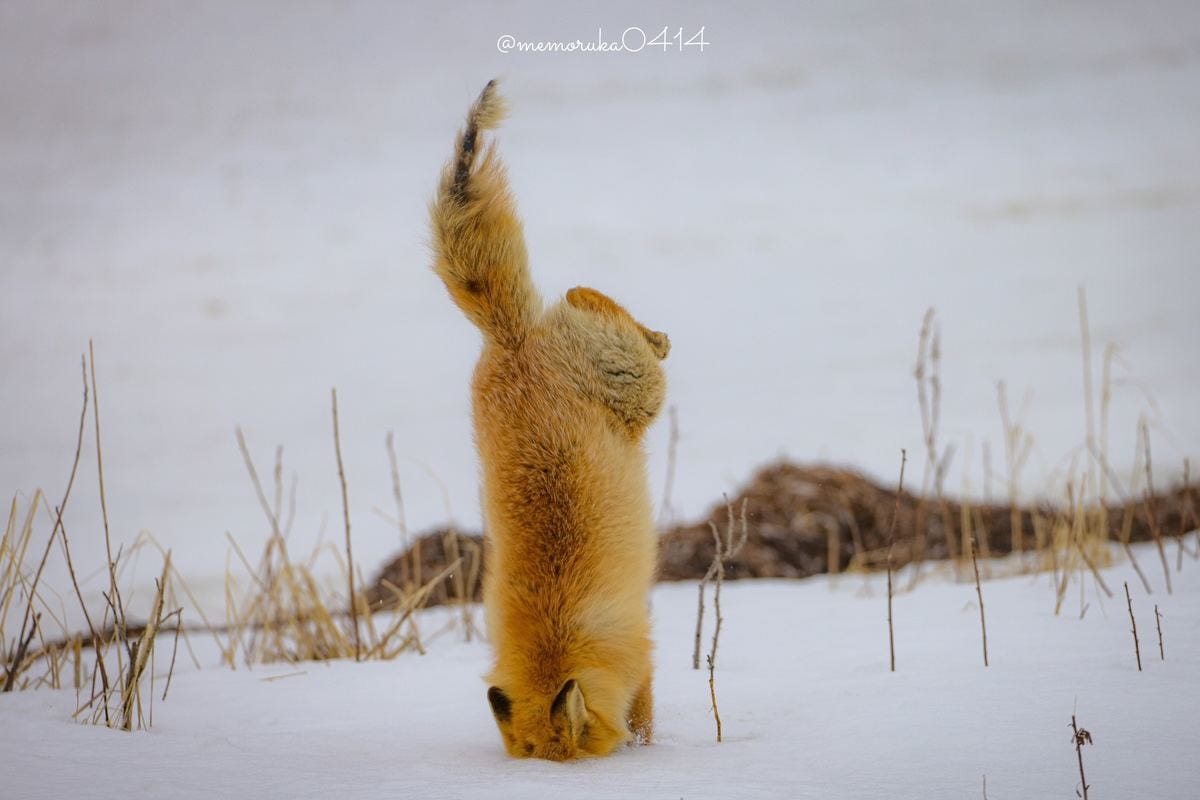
[429,80,669,760]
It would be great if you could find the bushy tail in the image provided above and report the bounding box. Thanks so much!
[430,80,540,348]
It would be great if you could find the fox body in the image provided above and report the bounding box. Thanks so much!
[429,81,668,760]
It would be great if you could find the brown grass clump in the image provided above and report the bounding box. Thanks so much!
[656,461,1197,584]
[223,426,464,666]
[366,460,1197,604]
[365,528,483,611]
[2,348,177,731]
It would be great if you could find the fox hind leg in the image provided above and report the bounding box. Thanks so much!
[628,675,653,744]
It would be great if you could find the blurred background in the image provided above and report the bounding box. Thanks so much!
[2,1,1197,592]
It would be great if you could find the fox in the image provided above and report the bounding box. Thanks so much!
[428,80,669,761]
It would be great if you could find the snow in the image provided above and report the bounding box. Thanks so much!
[3,545,1198,799]
[2,2,1199,796]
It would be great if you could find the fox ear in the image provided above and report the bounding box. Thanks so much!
[549,678,586,731]
[565,286,619,316]
[487,686,512,723]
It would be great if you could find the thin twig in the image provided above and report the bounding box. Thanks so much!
[1070,714,1092,800]
[385,431,409,587]
[1154,604,1164,661]
[234,428,283,538]
[691,560,715,671]
[708,522,725,671]
[1077,546,1114,599]
[1123,542,1153,595]
[706,652,722,743]
[1078,287,1097,502]
[1140,422,1171,594]
[1123,582,1142,672]
[161,607,182,701]
[90,342,127,666]
[331,388,361,661]
[708,497,747,670]
[970,533,988,667]
[886,449,907,673]
[58,518,113,719]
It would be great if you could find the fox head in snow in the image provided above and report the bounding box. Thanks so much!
[486,678,631,761]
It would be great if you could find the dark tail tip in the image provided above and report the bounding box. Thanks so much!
[451,80,506,199]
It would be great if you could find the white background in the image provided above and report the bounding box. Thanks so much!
[2,1,1197,590]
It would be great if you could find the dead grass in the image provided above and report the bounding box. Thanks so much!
[1,358,468,731]
[221,422,463,667]
[1,348,175,731]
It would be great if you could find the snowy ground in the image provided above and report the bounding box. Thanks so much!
[2,4,1199,796]
[2,1,1199,595]
[3,543,1198,799]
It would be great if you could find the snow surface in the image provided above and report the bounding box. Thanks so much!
[3,544,1198,799]
[2,1,1199,595]
[2,4,1199,795]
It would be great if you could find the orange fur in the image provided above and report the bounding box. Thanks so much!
[429,81,669,760]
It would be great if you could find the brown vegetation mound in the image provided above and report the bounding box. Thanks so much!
[657,461,1196,580]
[365,460,1198,608]
[364,528,483,611]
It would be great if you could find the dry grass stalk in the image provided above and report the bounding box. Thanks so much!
[384,431,411,588]
[706,652,722,743]
[1154,604,1164,661]
[911,310,934,575]
[1078,287,1098,508]
[442,528,480,642]
[1139,422,1171,595]
[1076,546,1113,599]
[886,450,907,673]
[226,433,450,666]
[376,431,425,650]
[1098,343,1117,502]
[969,533,988,667]
[913,311,958,576]
[161,607,182,701]
[1123,541,1153,595]
[72,636,82,691]
[331,388,361,660]
[659,404,679,527]
[1070,714,1093,800]
[120,552,171,730]
[58,517,114,722]
[90,343,129,685]
[2,357,90,693]
[1053,480,1083,617]
[1123,581,1142,672]
[366,558,461,659]
[691,567,710,670]
[997,383,1033,558]
[2,496,44,692]
[825,519,840,576]
[1179,459,1198,567]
